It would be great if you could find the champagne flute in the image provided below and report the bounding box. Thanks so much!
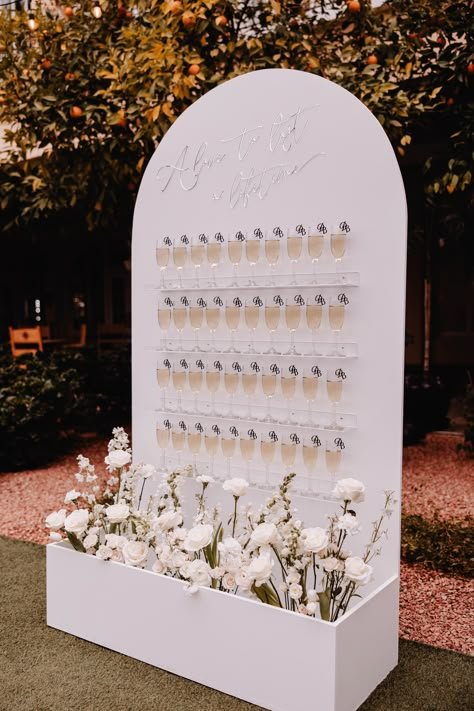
[189,359,204,411]
[171,421,187,466]
[261,430,278,488]
[325,437,345,480]
[173,234,188,287]
[286,294,303,355]
[173,296,188,349]
[262,363,279,422]
[303,434,321,492]
[281,365,298,424]
[228,230,244,286]
[303,365,321,425]
[172,358,188,411]
[306,294,325,356]
[189,296,205,352]
[329,293,348,356]
[327,368,346,428]
[187,422,203,474]
[156,357,171,409]
[156,418,171,472]
[157,295,173,332]
[242,362,259,418]
[331,221,350,282]
[225,296,242,353]
[246,227,262,285]
[281,432,299,473]
[224,361,241,416]
[287,224,305,284]
[245,296,262,354]
[206,295,222,348]
[308,222,326,284]
[265,294,282,354]
[156,236,171,286]
[191,233,207,287]
[206,359,222,415]
[221,425,239,479]
[207,232,223,286]
[205,424,221,477]
[265,226,282,284]
[240,428,257,481]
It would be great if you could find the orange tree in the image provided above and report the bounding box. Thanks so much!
[0,0,472,235]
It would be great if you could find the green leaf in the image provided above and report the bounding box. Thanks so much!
[66,531,86,553]
[317,591,331,621]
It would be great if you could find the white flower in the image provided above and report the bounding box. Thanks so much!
[248,553,274,586]
[96,545,113,560]
[300,527,329,554]
[289,583,303,601]
[218,537,242,556]
[187,559,211,587]
[170,550,188,569]
[235,567,252,591]
[286,567,300,584]
[179,464,193,477]
[105,503,130,524]
[105,450,132,470]
[152,559,167,574]
[156,511,183,532]
[222,572,236,590]
[140,463,156,479]
[344,556,373,585]
[222,478,249,497]
[45,509,67,531]
[110,549,123,563]
[322,556,344,573]
[197,475,215,485]
[307,602,317,615]
[307,589,317,602]
[64,489,81,504]
[122,540,149,567]
[105,533,127,549]
[332,478,366,503]
[184,524,214,552]
[83,533,98,549]
[250,523,279,548]
[337,514,361,535]
[49,532,62,542]
[64,509,89,535]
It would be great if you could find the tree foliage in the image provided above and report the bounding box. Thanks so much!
[0,0,472,233]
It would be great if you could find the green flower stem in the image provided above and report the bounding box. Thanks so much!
[231,495,239,537]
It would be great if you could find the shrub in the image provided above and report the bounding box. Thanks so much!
[458,382,474,456]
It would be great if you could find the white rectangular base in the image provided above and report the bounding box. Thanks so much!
[47,543,399,711]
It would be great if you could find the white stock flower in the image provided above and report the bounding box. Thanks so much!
[64,489,81,504]
[49,532,62,542]
[96,545,113,560]
[83,533,98,549]
[45,509,67,531]
[187,559,212,587]
[180,464,193,477]
[322,556,344,573]
[105,450,132,470]
[218,537,241,557]
[247,553,274,586]
[122,540,149,567]
[156,511,183,532]
[332,478,366,504]
[196,475,215,485]
[222,572,236,590]
[344,556,373,585]
[184,524,214,552]
[289,583,303,601]
[64,509,89,535]
[286,568,300,584]
[171,550,188,569]
[105,533,127,549]
[222,478,249,497]
[337,514,361,535]
[105,503,130,524]
[300,527,329,554]
[250,523,279,548]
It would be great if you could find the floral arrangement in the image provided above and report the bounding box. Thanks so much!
[46,428,396,622]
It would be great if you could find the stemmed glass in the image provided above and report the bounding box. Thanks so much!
[242,362,259,418]
[308,223,326,284]
[325,437,344,480]
[207,232,223,286]
[191,233,207,287]
[245,296,262,353]
[329,293,348,355]
[287,224,304,284]
[265,227,282,284]
[189,296,205,352]
[157,295,173,332]
[205,295,222,348]
[240,428,257,481]
[156,418,171,472]
[205,424,221,477]
[224,361,241,416]
[303,434,321,492]
[261,430,277,488]
[265,295,282,354]
[156,236,171,286]
[173,234,188,287]
[172,358,188,411]
[306,294,325,356]
[206,359,222,415]
[246,227,262,285]
[281,364,298,424]
[326,368,346,428]
[228,231,244,286]
[173,296,188,349]
[331,221,350,282]
[187,422,203,474]
[221,425,239,479]
[281,432,299,473]
[189,359,204,412]
[262,363,279,422]
[171,420,187,466]
[225,296,242,353]
[303,365,321,425]
[156,357,171,409]
[286,294,303,354]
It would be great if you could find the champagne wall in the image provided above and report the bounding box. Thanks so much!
[132,69,407,577]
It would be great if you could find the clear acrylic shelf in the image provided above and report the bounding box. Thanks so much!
[146,271,360,290]
[147,340,359,358]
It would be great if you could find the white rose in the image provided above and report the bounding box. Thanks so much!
[337,514,361,535]
[171,550,188,569]
[286,567,300,584]
[152,559,166,574]
[64,490,81,504]
[96,545,113,560]
[105,450,131,470]
[122,540,149,567]
[248,553,274,586]
[222,572,236,590]
[45,509,67,531]
[332,478,366,504]
[344,556,373,585]
[197,475,215,485]
[156,511,183,532]
[140,464,156,479]
[184,524,214,552]
[235,567,252,591]
[218,537,242,557]
[64,509,89,535]
[300,527,329,554]
[105,533,127,549]
[307,602,317,615]
[322,556,344,573]
[289,582,303,601]
[105,503,130,524]
[222,478,249,497]
[49,532,62,542]
[110,549,123,563]
[250,523,279,548]
[187,559,211,587]
[83,533,98,549]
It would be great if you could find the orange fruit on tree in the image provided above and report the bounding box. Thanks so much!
[169,1,182,14]
[216,15,227,27]
[182,12,196,28]
[447,97,454,106]
[467,62,474,75]
[41,58,52,70]
[65,72,75,81]
[367,55,378,65]
[64,6,74,17]
[69,105,83,118]
[348,1,361,12]
[188,64,200,76]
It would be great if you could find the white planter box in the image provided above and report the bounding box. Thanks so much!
[47,542,399,711]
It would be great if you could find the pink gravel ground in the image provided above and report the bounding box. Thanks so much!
[0,430,472,654]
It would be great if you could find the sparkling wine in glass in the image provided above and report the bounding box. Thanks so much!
[245,227,262,285]
[156,236,171,286]
[327,368,346,428]
[303,434,321,492]
[221,425,239,479]
[329,293,348,355]
[189,296,205,352]
[189,359,204,411]
[225,296,242,353]
[286,294,303,354]
[261,430,278,488]
[228,230,244,286]
[188,422,203,474]
[243,362,259,417]
[281,432,299,473]
[156,357,171,409]
[325,437,344,479]
[172,420,187,466]
[331,221,350,282]
[157,296,173,332]
[306,294,325,356]
[287,224,305,284]
[224,361,241,416]
[262,363,279,422]
[173,295,188,349]
[206,359,222,415]
[206,295,222,348]
[245,295,262,353]
[308,222,326,283]
[207,232,223,286]
[265,294,282,354]
[191,233,207,287]
[265,226,282,284]
[172,357,188,411]
[173,234,188,287]
[205,424,221,477]
[303,365,321,426]
[281,364,298,424]
[156,418,171,472]
[240,428,257,481]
